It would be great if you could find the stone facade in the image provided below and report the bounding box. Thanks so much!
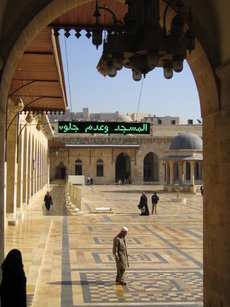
[48,107,182,125]
[49,119,202,185]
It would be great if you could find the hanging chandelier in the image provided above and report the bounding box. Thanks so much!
[93,0,195,81]
[51,0,195,81]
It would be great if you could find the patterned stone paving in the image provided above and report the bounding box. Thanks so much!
[80,271,203,304]
[5,183,203,306]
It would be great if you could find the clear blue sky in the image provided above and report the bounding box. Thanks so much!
[59,30,201,124]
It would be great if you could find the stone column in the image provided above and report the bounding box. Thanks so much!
[17,125,25,210]
[27,132,32,204]
[34,138,38,193]
[190,161,195,186]
[40,145,42,188]
[163,162,166,183]
[169,161,174,185]
[41,145,44,188]
[179,161,185,184]
[23,127,28,204]
[6,116,17,213]
[47,145,50,186]
[36,141,39,191]
[178,161,183,184]
[199,162,203,181]
[165,162,169,184]
[38,141,41,190]
[0,106,6,264]
[42,145,45,187]
[31,136,35,196]
[204,60,230,306]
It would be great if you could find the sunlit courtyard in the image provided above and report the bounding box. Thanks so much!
[5,183,203,306]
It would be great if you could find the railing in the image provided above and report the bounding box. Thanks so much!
[66,181,81,211]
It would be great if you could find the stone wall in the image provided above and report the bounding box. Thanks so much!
[50,125,202,184]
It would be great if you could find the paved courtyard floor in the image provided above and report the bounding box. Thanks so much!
[5,183,203,306]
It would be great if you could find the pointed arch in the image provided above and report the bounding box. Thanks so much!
[115,153,131,183]
[143,152,159,182]
[56,161,66,179]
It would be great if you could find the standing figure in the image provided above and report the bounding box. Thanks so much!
[200,185,203,196]
[151,192,159,214]
[113,226,129,286]
[0,249,27,307]
[138,192,150,215]
[44,191,53,211]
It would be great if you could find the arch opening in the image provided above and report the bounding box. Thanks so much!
[115,153,131,183]
[56,161,66,179]
[0,2,225,306]
[75,159,82,175]
[143,152,159,182]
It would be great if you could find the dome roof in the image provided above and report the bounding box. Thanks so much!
[170,132,202,150]
[118,114,133,122]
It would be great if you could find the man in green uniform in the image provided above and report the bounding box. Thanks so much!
[113,226,129,285]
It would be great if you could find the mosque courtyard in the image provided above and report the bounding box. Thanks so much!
[5,182,203,307]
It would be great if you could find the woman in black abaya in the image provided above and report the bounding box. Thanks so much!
[0,249,27,307]
[138,192,150,215]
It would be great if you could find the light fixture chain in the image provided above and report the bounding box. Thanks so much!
[136,77,144,116]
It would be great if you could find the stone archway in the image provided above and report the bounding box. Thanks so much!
[115,152,131,183]
[0,1,220,125]
[0,1,229,305]
[143,152,159,182]
[55,161,66,179]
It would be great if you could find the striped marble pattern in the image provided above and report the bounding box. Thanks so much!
[5,183,203,306]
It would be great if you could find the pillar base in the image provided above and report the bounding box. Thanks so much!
[7,211,24,226]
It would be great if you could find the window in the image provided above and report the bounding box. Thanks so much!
[158,119,162,124]
[75,160,82,175]
[96,159,104,177]
[171,120,176,125]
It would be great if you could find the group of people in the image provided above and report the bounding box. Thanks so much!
[0,190,160,304]
[138,191,159,216]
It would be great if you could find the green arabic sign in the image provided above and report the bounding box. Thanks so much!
[58,121,150,135]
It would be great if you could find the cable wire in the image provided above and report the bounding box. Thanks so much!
[136,77,144,119]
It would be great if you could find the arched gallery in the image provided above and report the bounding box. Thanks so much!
[0,1,230,305]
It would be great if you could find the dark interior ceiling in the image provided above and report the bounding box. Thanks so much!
[8,27,67,113]
[9,0,194,114]
[50,1,127,28]
[8,1,128,114]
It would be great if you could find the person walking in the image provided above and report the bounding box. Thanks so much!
[138,192,150,215]
[44,191,53,211]
[113,226,129,286]
[151,192,159,214]
[0,249,27,307]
